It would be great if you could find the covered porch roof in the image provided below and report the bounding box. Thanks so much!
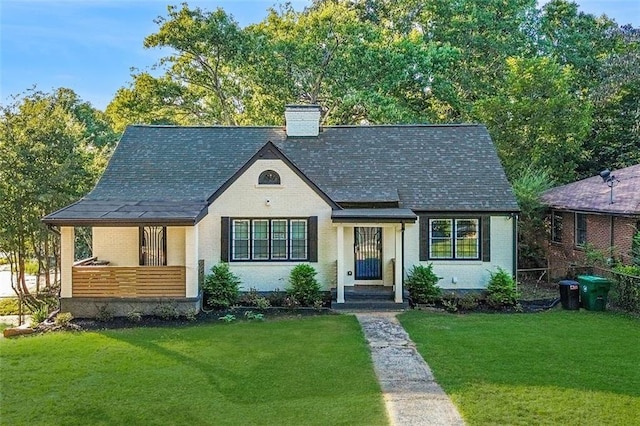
[42,199,208,226]
[331,208,417,223]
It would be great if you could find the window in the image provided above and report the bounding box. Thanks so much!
[258,170,280,185]
[551,211,563,243]
[428,218,479,260]
[139,226,166,266]
[231,219,308,261]
[575,213,587,246]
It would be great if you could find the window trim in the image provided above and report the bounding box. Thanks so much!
[427,218,480,261]
[230,218,309,262]
[575,213,587,247]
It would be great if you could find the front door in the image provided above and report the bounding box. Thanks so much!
[354,227,382,281]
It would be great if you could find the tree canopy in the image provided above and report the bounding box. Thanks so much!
[103,0,639,183]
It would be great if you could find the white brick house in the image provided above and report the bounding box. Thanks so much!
[44,105,519,317]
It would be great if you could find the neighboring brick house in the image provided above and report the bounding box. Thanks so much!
[43,105,519,317]
[542,164,640,276]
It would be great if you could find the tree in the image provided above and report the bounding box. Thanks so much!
[0,89,104,310]
[473,57,591,183]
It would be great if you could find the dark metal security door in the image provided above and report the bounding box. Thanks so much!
[354,227,382,280]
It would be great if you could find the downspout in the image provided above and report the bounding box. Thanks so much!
[402,222,406,300]
[513,214,519,290]
[609,215,615,262]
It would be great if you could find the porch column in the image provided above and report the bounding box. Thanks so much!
[336,224,345,303]
[394,225,403,303]
[185,225,198,298]
[60,226,74,298]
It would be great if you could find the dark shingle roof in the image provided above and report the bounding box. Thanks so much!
[44,124,518,224]
[542,164,640,216]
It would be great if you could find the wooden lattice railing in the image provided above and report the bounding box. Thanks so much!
[72,266,186,298]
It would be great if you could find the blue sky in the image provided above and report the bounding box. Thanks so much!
[1,0,638,111]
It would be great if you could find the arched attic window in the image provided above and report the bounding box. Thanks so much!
[258,170,281,185]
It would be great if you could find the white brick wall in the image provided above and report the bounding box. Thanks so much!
[201,158,335,291]
[404,216,515,289]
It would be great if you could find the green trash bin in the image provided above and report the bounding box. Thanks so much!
[577,275,611,311]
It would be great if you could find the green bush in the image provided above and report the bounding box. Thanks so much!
[486,267,519,308]
[612,264,640,313]
[632,230,640,266]
[154,303,180,320]
[0,298,31,315]
[239,288,271,309]
[126,310,142,323]
[203,263,241,309]
[95,304,114,322]
[406,264,442,304]
[287,264,321,306]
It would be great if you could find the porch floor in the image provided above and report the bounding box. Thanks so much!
[330,285,409,310]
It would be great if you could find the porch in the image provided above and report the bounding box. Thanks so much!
[331,208,417,307]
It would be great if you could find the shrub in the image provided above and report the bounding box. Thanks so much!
[244,311,265,321]
[126,310,142,323]
[184,308,198,322]
[203,263,241,309]
[287,264,321,306]
[55,312,74,327]
[406,264,442,304]
[0,298,31,315]
[154,303,180,320]
[486,267,519,308]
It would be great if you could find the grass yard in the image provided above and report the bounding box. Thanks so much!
[0,316,387,426]
[399,310,640,425]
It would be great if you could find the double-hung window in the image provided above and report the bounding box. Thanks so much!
[428,218,480,260]
[231,218,308,261]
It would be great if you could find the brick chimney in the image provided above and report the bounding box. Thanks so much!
[285,104,321,137]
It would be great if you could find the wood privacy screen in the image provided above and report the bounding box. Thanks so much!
[72,266,186,297]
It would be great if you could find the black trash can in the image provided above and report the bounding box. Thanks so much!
[559,280,580,310]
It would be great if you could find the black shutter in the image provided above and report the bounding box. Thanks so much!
[221,217,230,262]
[482,216,491,262]
[308,216,318,262]
[419,216,428,261]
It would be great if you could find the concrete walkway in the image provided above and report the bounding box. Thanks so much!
[356,312,465,426]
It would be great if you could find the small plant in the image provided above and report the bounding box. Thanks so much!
[267,288,286,307]
[486,267,519,308]
[240,288,271,309]
[55,312,74,327]
[95,304,114,322]
[287,264,321,306]
[30,304,49,324]
[184,308,198,322]
[459,293,480,311]
[406,264,442,304]
[312,299,324,310]
[126,310,142,323]
[282,296,300,309]
[203,263,241,309]
[632,230,640,266]
[154,303,180,320]
[218,314,236,323]
[441,295,459,313]
[244,310,265,321]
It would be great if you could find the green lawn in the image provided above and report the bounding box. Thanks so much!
[0,316,387,426]
[399,310,640,425]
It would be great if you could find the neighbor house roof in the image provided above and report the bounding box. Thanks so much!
[542,164,640,216]
[43,124,518,225]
